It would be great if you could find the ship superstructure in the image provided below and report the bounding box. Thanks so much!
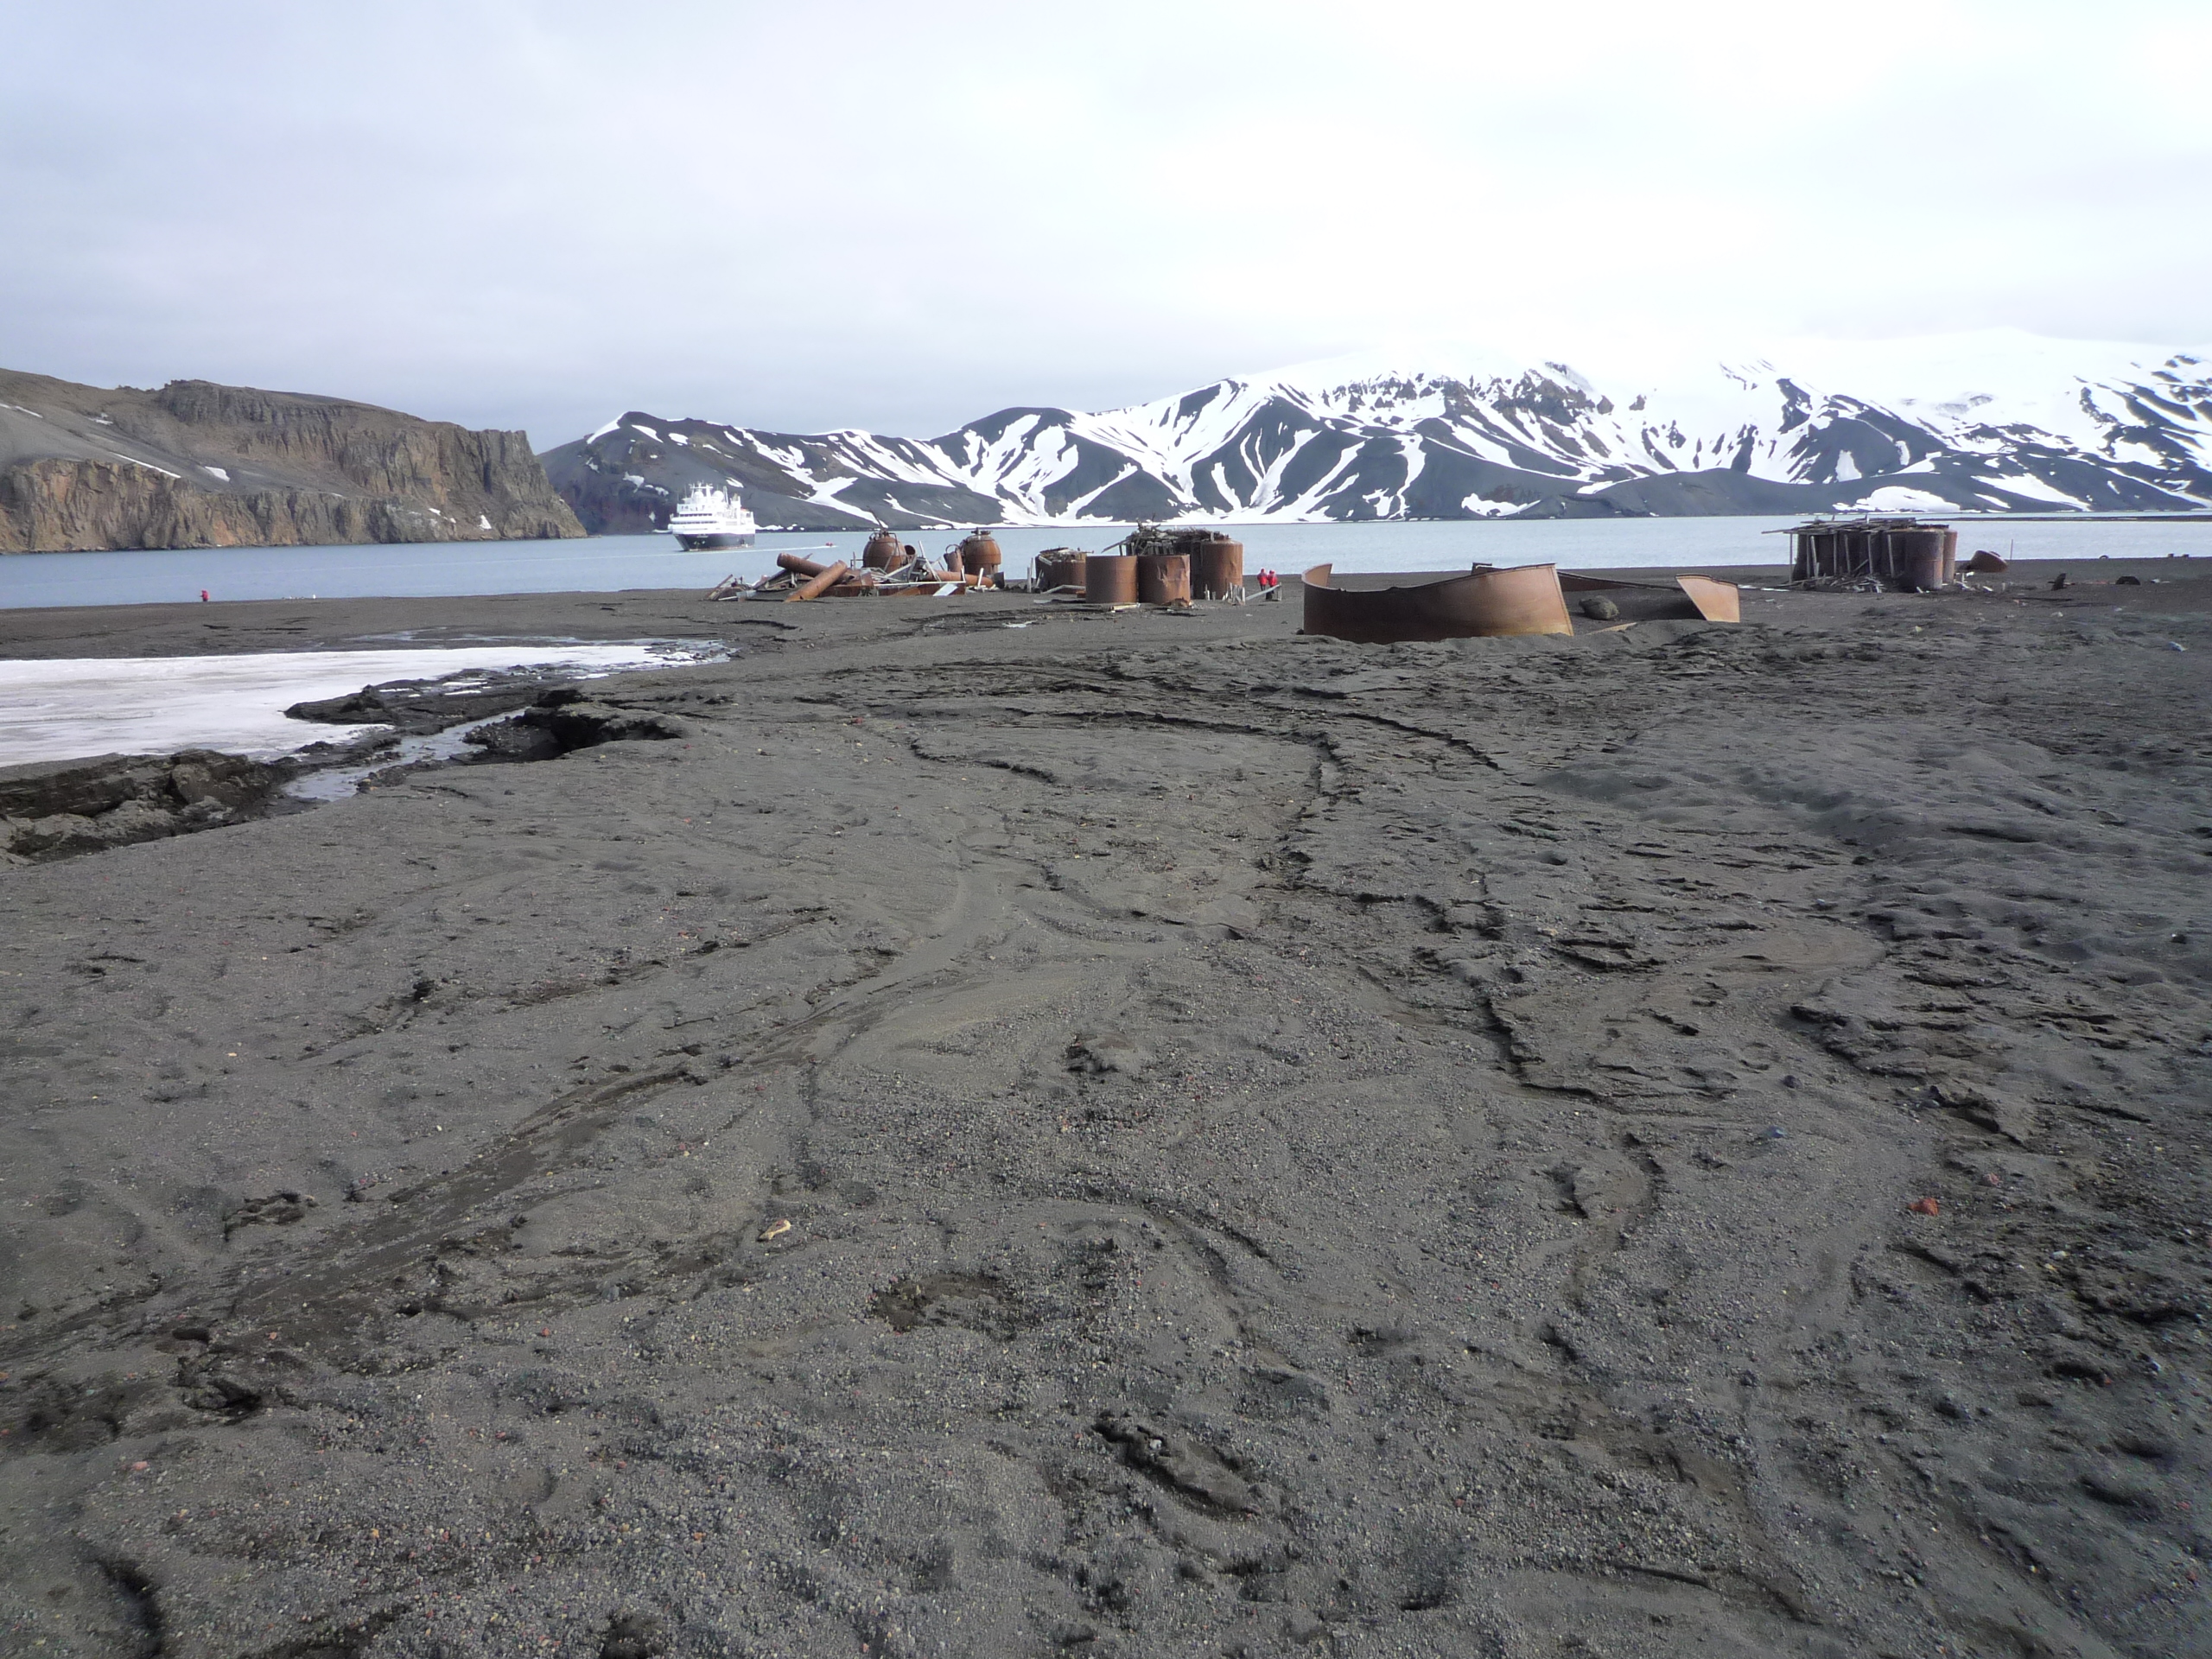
[667,484,757,549]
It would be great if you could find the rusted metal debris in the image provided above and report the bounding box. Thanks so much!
[784,559,851,601]
[1559,572,1742,624]
[1782,516,1957,590]
[1034,548,1089,592]
[1965,550,2008,573]
[728,544,972,601]
[1300,562,1576,642]
[862,528,906,569]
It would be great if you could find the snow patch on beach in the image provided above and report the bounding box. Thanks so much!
[0,644,709,767]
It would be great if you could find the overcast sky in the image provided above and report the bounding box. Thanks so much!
[3,1,2205,447]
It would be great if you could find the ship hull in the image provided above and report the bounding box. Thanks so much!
[674,531,755,550]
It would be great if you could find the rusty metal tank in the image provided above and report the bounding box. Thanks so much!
[1136,553,1192,606]
[1892,528,1948,592]
[861,529,904,569]
[1035,550,1087,591]
[957,531,1003,576]
[1084,554,1138,604]
[1187,531,1243,600]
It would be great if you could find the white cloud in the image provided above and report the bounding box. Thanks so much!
[0,0,2203,447]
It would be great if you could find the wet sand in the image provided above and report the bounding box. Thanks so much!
[3,563,2209,1657]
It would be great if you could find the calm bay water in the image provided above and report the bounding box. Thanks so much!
[3,518,2209,611]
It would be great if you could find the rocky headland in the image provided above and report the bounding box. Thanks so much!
[0,370,583,552]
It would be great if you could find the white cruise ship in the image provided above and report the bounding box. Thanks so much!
[666,484,758,549]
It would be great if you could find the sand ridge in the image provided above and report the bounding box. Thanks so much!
[1,569,2209,1656]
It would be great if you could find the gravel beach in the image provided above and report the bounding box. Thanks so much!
[3,563,2209,1657]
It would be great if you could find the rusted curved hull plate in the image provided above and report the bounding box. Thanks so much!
[1302,563,1573,643]
[1674,576,1739,623]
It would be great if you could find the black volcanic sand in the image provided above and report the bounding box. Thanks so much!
[3,563,2210,1658]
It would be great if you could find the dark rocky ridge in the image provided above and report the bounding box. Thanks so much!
[0,369,584,551]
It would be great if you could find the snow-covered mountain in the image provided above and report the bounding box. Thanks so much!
[542,331,2212,531]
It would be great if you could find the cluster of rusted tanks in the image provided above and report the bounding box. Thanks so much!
[1036,526,1245,605]
[862,527,1008,582]
[742,523,1251,606]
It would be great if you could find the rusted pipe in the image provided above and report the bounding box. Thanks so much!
[777,552,833,577]
[784,560,850,601]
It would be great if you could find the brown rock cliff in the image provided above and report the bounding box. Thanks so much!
[0,371,584,551]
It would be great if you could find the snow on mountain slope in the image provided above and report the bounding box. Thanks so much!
[542,331,2212,531]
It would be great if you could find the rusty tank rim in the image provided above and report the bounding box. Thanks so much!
[1300,562,1574,642]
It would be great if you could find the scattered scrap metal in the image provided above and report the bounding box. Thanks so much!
[707,531,1012,602]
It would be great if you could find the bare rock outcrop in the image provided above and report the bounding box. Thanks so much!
[0,749,280,862]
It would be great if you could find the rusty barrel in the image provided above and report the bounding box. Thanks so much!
[1891,528,1948,592]
[1036,550,1087,591]
[861,529,904,569]
[1136,553,1191,605]
[1189,533,1243,600]
[1084,554,1138,604]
